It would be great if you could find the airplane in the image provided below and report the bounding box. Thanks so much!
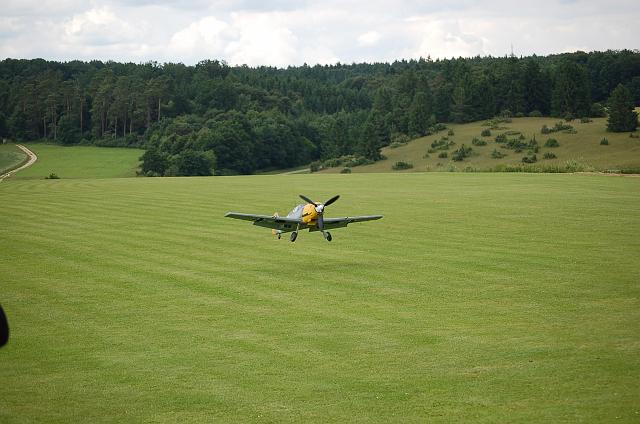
[225,194,383,242]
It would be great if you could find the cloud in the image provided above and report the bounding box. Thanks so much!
[63,7,144,45]
[358,31,382,47]
[0,1,639,66]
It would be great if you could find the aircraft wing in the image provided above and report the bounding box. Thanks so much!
[315,215,383,231]
[225,212,303,233]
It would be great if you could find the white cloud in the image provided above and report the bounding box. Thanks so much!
[358,31,382,47]
[0,1,639,65]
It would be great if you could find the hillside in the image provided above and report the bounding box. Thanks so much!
[321,114,640,173]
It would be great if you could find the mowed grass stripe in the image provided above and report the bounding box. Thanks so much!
[1,173,639,423]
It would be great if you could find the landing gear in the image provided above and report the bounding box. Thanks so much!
[324,231,332,242]
[277,233,281,239]
[290,231,297,242]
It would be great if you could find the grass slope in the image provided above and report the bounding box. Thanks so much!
[322,116,640,173]
[1,174,639,423]
[13,144,143,179]
[0,144,27,174]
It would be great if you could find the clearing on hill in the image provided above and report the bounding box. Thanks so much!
[321,115,640,173]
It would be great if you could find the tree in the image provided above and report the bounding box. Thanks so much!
[408,91,433,135]
[57,114,80,145]
[607,84,638,132]
[174,150,214,176]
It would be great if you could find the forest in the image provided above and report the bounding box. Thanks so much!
[0,50,639,175]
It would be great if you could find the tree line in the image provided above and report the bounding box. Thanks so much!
[0,50,639,175]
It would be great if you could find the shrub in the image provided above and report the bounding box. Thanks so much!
[600,138,609,145]
[495,134,507,143]
[543,152,557,159]
[44,173,60,179]
[564,113,574,122]
[522,154,537,164]
[471,137,487,146]
[500,109,513,118]
[431,138,455,151]
[391,133,411,145]
[309,161,321,172]
[541,124,551,134]
[448,129,455,136]
[528,110,543,117]
[340,167,352,174]
[481,128,491,137]
[515,112,525,118]
[491,149,506,159]
[544,138,560,147]
[427,148,437,154]
[504,130,521,136]
[580,117,592,123]
[630,132,639,139]
[392,161,413,170]
[423,153,430,158]
[438,152,448,159]
[452,144,473,162]
[590,102,606,117]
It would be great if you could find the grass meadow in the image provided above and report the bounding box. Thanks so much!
[1,172,639,422]
[12,143,143,179]
[322,115,640,173]
[0,144,27,174]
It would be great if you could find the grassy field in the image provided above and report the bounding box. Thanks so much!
[11,143,143,179]
[1,173,638,422]
[322,115,640,173]
[0,144,28,174]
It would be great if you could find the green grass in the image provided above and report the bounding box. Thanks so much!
[13,143,143,179]
[0,144,27,174]
[1,174,639,422]
[322,116,640,173]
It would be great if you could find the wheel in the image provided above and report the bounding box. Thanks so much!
[325,232,332,242]
[277,233,281,239]
[290,232,297,242]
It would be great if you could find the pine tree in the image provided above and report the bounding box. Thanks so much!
[408,91,432,135]
[607,84,638,132]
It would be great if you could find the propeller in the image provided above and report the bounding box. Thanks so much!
[299,194,340,231]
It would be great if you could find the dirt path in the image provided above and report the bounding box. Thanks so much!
[280,168,310,175]
[0,144,38,182]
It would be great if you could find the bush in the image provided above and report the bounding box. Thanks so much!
[522,154,538,164]
[448,129,455,136]
[392,161,413,170]
[544,138,560,147]
[44,173,60,179]
[541,121,575,134]
[427,148,437,154]
[564,113,574,122]
[580,117,592,123]
[452,144,473,162]
[500,109,513,119]
[528,110,543,118]
[438,152,448,159]
[515,112,525,118]
[471,137,487,146]
[491,149,506,159]
[590,102,606,117]
[543,152,557,159]
[630,132,639,139]
[309,160,321,173]
[600,138,609,145]
[340,167,352,174]
[495,134,507,143]
[431,138,455,151]
[481,128,491,137]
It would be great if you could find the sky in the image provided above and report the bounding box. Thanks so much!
[1,0,639,67]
